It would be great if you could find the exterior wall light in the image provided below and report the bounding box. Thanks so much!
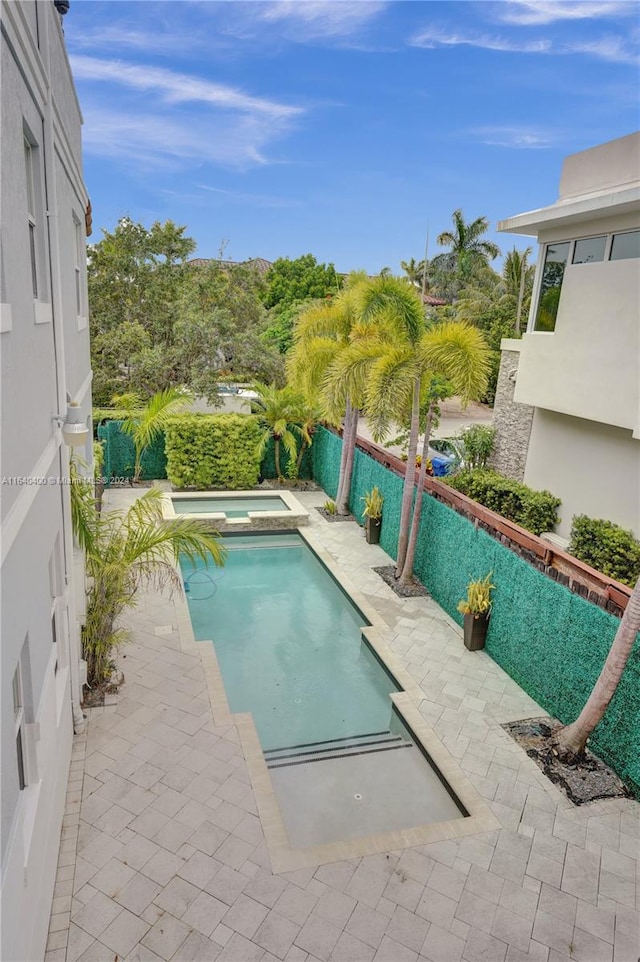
[53,402,90,447]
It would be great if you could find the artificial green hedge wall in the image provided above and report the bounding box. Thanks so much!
[97,420,167,482]
[164,415,262,489]
[312,426,640,795]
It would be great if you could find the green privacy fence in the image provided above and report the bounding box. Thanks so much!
[97,416,312,486]
[312,426,640,795]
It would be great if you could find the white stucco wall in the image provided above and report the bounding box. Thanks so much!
[1,2,91,959]
[524,409,639,540]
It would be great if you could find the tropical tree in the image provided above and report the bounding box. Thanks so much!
[288,274,370,514]
[252,383,304,481]
[502,247,534,334]
[553,575,640,760]
[436,209,500,274]
[114,387,193,483]
[71,475,225,688]
[400,258,426,289]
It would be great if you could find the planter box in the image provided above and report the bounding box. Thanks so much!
[365,516,381,545]
[463,612,490,651]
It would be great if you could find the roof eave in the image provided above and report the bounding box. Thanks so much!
[498,186,640,236]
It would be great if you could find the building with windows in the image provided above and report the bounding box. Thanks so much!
[496,132,639,540]
[1,1,91,958]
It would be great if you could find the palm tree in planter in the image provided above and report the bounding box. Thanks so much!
[252,383,303,481]
[114,387,193,484]
[552,574,640,761]
[72,474,225,689]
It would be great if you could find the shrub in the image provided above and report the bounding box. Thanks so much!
[165,414,262,490]
[569,515,640,588]
[446,469,561,536]
[459,424,495,470]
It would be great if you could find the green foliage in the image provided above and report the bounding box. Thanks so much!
[262,254,340,311]
[324,499,337,515]
[569,516,640,588]
[164,415,262,490]
[445,469,561,536]
[115,388,193,483]
[70,481,224,687]
[457,573,495,615]
[361,486,384,519]
[97,419,167,483]
[312,426,640,796]
[459,424,496,470]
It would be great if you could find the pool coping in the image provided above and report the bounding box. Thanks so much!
[161,488,310,530]
[173,527,500,873]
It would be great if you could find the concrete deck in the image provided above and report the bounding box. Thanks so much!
[46,489,639,962]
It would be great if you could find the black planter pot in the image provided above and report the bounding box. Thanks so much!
[365,516,382,544]
[463,611,490,651]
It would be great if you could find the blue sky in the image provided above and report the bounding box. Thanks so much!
[66,1,639,273]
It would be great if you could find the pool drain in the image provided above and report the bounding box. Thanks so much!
[354,793,363,801]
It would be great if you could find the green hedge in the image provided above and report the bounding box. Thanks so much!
[164,415,262,489]
[445,469,561,536]
[312,426,640,796]
[570,516,640,588]
[96,420,167,483]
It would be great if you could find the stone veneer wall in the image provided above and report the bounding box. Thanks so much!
[489,339,534,481]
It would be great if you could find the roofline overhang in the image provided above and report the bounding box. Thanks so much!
[498,185,640,237]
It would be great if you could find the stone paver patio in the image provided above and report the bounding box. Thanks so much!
[46,490,639,962]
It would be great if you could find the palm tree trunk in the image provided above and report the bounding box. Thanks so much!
[335,400,352,508]
[395,378,421,576]
[337,406,359,515]
[274,439,282,479]
[400,402,435,584]
[553,576,640,760]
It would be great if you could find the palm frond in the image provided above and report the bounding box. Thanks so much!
[418,322,491,403]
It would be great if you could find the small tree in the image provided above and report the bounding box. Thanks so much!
[71,475,225,688]
[114,387,193,483]
[252,383,303,481]
[459,424,496,470]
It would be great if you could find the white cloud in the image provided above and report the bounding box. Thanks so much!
[258,1,387,38]
[495,2,635,26]
[469,126,557,149]
[410,27,551,54]
[564,35,639,65]
[70,56,302,120]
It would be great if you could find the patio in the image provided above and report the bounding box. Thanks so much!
[46,489,639,962]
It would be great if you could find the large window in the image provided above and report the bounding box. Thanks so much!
[73,214,84,316]
[610,230,640,261]
[24,139,38,298]
[533,242,569,332]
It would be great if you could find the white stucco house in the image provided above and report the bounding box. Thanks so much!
[1,1,92,958]
[497,132,640,541]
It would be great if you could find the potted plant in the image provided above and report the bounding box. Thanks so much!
[361,486,384,544]
[457,573,495,651]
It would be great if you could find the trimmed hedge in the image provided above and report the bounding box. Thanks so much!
[570,515,640,588]
[445,468,561,536]
[96,419,167,483]
[312,426,640,796]
[164,415,262,490]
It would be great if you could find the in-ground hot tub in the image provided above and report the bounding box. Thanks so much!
[162,489,309,531]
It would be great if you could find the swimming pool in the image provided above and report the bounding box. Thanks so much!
[173,495,288,518]
[181,532,466,847]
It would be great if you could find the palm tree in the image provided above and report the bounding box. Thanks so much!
[71,475,225,688]
[288,275,369,514]
[252,383,303,481]
[502,247,534,333]
[114,387,193,483]
[553,575,640,761]
[437,209,500,280]
[400,258,425,289]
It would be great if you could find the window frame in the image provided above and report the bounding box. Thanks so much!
[13,666,27,791]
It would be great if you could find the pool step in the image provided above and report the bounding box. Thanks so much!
[264,730,412,769]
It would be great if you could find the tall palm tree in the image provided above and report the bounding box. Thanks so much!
[288,275,368,514]
[252,383,303,481]
[437,209,500,279]
[400,258,425,289]
[502,247,534,333]
[71,476,225,688]
[115,387,193,483]
[553,575,640,761]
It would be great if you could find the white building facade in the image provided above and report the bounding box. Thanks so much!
[498,132,640,540]
[1,2,91,958]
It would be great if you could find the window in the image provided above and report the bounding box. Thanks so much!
[13,667,26,790]
[533,242,569,332]
[52,609,58,675]
[610,230,640,261]
[573,235,606,265]
[24,139,38,298]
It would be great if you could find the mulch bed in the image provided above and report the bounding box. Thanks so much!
[503,717,629,805]
[315,507,357,522]
[373,565,430,598]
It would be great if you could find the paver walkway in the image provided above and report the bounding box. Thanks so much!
[47,490,639,962]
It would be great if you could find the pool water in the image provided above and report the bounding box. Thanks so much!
[173,496,288,518]
[182,534,399,751]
